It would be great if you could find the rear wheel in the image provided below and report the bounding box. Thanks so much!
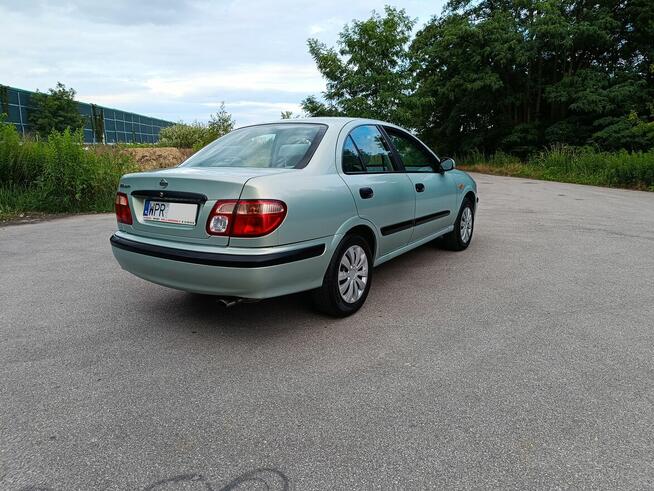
[439,198,475,251]
[312,234,373,317]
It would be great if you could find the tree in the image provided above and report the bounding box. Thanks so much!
[28,82,85,137]
[207,102,235,139]
[302,2,654,154]
[301,6,420,127]
[410,0,653,154]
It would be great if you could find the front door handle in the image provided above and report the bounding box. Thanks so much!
[415,183,425,192]
[359,187,374,199]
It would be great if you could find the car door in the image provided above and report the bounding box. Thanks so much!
[382,126,458,243]
[339,125,416,257]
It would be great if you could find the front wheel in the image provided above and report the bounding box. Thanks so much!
[312,234,373,317]
[439,198,475,251]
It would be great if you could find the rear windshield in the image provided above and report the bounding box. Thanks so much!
[180,123,327,169]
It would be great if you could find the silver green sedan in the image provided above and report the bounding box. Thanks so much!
[110,118,477,316]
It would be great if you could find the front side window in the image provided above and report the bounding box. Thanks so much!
[181,123,326,169]
[343,125,395,173]
[385,127,438,172]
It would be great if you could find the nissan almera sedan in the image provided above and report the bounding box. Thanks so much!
[110,118,477,316]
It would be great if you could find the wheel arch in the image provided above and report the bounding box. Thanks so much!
[463,190,477,210]
[345,224,377,259]
[331,216,380,261]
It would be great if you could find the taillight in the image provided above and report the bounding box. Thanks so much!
[115,192,133,225]
[206,200,237,236]
[206,199,286,237]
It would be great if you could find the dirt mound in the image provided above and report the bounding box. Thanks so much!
[124,147,194,171]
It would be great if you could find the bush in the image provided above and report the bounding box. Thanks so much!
[158,122,209,149]
[0,123,137,215]
[158,104,235,150]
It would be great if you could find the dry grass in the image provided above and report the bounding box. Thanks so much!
[122,147,194,170]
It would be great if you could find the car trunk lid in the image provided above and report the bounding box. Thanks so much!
[120,167,293,246]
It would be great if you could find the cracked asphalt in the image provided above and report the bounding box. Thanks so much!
[1,173,653,490]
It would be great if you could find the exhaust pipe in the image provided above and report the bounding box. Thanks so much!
[216,297,260,308]
[217,297,243,308]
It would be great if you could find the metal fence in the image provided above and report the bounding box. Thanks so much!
[0,84,174,144]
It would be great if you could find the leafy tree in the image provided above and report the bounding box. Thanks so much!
[410,0,653,154]
[28,82,85,137]
[303,2,654,154]
[207,102,235,140]
[301,6,420,127]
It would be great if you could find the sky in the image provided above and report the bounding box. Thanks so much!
[0,0,445,127]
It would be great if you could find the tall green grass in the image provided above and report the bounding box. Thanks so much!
[458,145,654,191]
[0,123,136,217]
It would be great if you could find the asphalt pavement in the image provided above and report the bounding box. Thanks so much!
[1,174,653,490]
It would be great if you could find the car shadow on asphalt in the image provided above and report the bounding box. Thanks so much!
[142,240,460,337]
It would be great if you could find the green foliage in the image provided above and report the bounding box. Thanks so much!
[591,112,654,151]
[207,102,235,139]
[28,82,85,137]
[305,2,654,155]
[410,0,653,154]
[91,104,105,143]
[159,122,209,149]
[459,146,654,191]
[301,6,420,127]
[0,85,8,116]
[159,102,236,150]
[0,123,136,215]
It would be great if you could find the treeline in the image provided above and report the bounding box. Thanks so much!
[302,1,654,156]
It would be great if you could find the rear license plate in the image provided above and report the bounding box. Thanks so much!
[143,200,198,225]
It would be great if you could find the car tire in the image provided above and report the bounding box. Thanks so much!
[439,198,475,251]
[312,234,373,317]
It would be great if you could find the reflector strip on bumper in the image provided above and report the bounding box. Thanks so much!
[109,234,325,268]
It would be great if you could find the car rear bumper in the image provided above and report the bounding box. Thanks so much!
[110,231,333,298]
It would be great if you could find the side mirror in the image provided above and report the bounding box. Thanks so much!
[439,157,455,172]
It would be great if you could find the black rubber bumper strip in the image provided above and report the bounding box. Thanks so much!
[381,210,450,236]
[110,234,325,268]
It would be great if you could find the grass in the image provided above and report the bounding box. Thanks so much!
[0,123,137,220]
[457,146,654,191]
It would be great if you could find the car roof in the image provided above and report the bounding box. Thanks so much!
[242,117,398,131]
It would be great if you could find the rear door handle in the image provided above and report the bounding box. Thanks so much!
[359,187,374,199]
[415,183,425,192]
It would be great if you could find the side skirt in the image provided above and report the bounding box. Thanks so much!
[373,225,454,267]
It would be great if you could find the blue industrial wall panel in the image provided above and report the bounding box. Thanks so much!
[0,84,173,143]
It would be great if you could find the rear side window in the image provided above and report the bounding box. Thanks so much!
[343,136,365,173]
[343,125,394,173]
[385,127,438,172]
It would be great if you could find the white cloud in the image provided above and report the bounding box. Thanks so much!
[0,0,445,126]
[223,101,303,111]
[144,64,324,98]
